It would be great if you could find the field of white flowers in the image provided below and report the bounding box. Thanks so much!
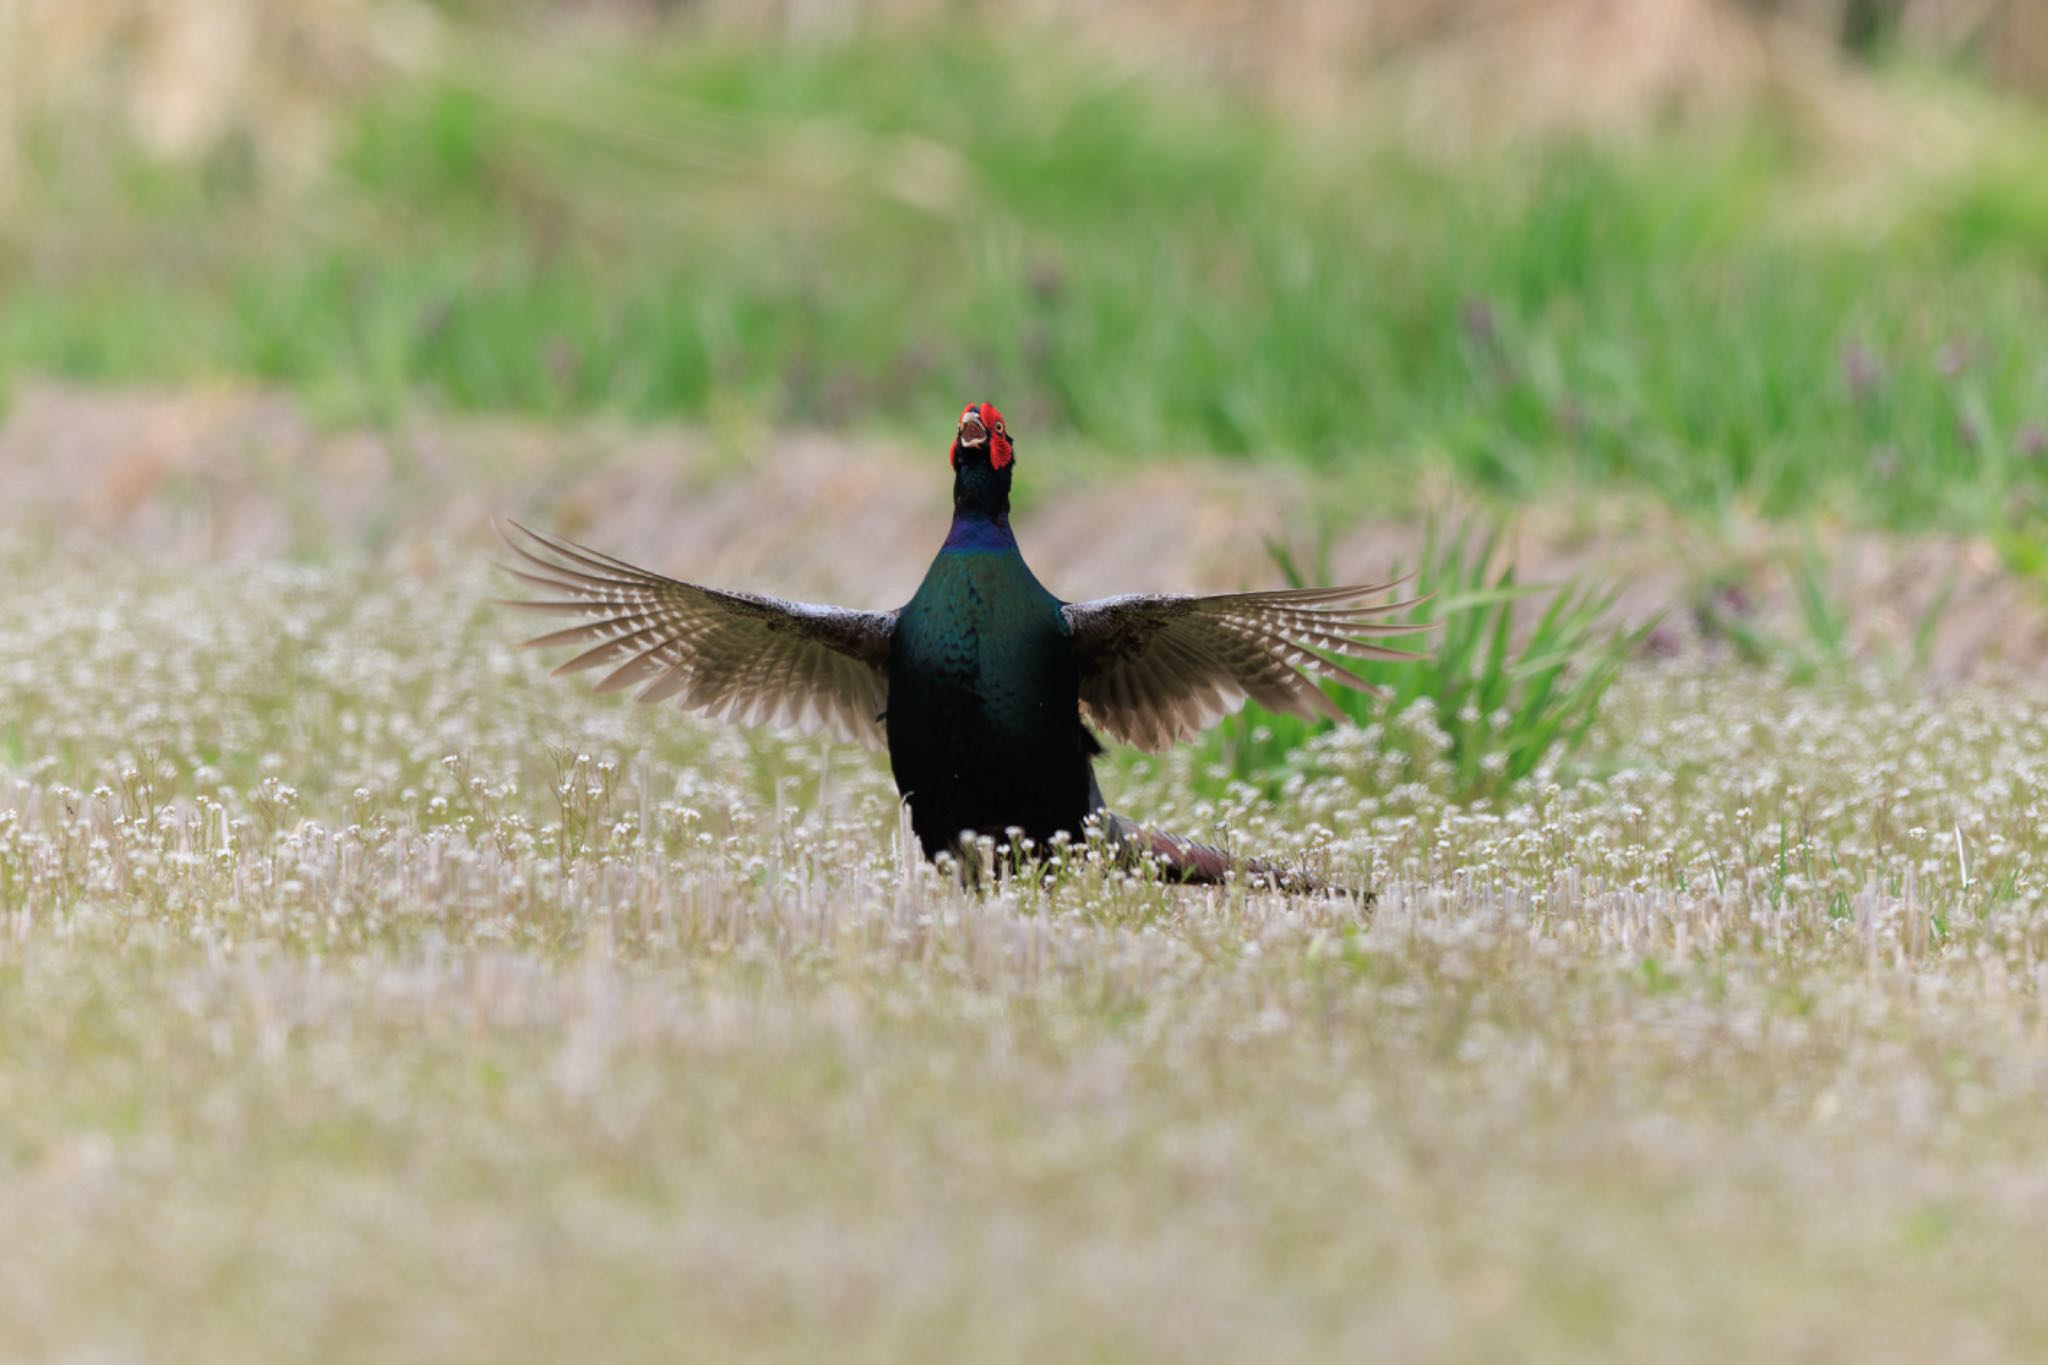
[4,514,2048,1362]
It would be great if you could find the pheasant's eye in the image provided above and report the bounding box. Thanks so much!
[994,421,1005,435]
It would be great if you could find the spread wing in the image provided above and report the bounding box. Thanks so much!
[497,522,897,747]
[1061,580,1427,752]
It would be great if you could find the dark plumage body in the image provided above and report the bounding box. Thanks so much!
[502,401,1426,892]
[887,515,1094,858]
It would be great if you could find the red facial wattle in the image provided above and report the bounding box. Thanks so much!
[951,401,1014,471]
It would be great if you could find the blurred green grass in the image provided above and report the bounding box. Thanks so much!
[5,21,2048,529]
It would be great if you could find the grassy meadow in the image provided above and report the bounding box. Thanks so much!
[5,2,2048,1360]
[8,550,2048,1361]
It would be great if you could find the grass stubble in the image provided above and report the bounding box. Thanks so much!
[3,547,2048,1362]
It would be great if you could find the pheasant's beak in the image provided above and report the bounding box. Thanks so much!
[957,412,988,447]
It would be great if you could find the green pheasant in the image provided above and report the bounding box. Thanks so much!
[503,402,1423,890]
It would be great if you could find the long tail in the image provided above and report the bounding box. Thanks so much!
[1099,812,1347,896]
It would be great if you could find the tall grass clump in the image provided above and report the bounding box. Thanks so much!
[1200,524,1642,802]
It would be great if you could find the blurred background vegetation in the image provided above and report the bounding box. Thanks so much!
[2,0,2046,532]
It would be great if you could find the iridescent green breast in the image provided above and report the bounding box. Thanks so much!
[885,547,1092,856]
[892,550,1072,728]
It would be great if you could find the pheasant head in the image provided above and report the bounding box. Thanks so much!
[949,401,1015,523]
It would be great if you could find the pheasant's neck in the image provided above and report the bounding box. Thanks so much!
[943,506,1017,552]
[947,463,1015,550]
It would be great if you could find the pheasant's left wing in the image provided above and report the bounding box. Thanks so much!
[498,522,896,748]
[1061,580,1427,752]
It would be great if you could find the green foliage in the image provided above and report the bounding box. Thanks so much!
[1694,542,1959,681]
[1201,524,1643,801]
[4,22,2048,528]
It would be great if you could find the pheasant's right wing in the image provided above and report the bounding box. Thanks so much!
[497,522,897,748]
[1061,579,1428,752]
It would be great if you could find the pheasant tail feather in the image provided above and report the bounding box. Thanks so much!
[1100,812,1351,897]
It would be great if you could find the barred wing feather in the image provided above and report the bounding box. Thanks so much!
[497,522,896,748]
[1061,580,1427,752]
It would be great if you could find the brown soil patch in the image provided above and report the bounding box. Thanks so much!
[2,380,2041,676]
